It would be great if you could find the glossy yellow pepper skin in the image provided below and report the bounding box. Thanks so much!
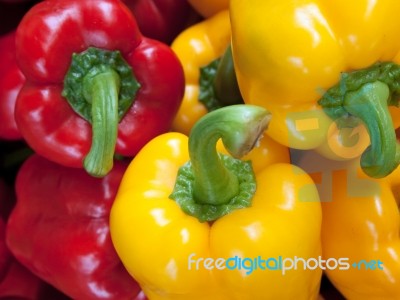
[297,151,400,300]
[187,0,229,18]
[110,105,322,300]
[230,0,400,178]
[170,10,232,136]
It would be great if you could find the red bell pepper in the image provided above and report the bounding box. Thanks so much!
[6,154,145,300]
[15,0,185,177]
[0,180,12,282]
[0,30,24,140]
[0,260,71,299]
[122,0,201,44]
[0,178,70,299]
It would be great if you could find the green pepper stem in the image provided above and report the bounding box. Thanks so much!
[199,45,244,111]
[169,105,270,222]
[343,81,399,178]
[213,45,244,106]
[83,68,120,177]
[318,62,400,178]
[189,105,270,205]
[62,47,140,177]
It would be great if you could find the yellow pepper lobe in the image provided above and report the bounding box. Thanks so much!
[110,132,322,299]
[230,0,400,177]
[171,10,231,135]
[298,150,400,299]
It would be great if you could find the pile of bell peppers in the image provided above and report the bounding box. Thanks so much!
[1,0,400,299]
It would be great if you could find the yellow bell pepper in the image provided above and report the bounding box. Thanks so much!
[230,0,400,178]
[171,10,243,136]
[297,150,400,300]
[187,0,229,18]
[110,105,322,300]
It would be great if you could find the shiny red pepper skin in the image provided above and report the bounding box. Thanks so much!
[0,261,71,299]
[6,154,145,300]
[15,0,184,169]
[0,30,24,140]
[122,0,200,44]
[0,179,69,299]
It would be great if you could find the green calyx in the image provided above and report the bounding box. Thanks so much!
[63,47,140,122]
[62,47,140,177]
[318,62,400,178]
[199,45,244,111]
[170,155,255,222]
[169,105,271,222]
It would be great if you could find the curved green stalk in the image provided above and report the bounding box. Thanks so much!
[319,62,400,178]
[82,69,119,177]
[62,47,140,177]
[169,105,271,222]
[199,45,244,111]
